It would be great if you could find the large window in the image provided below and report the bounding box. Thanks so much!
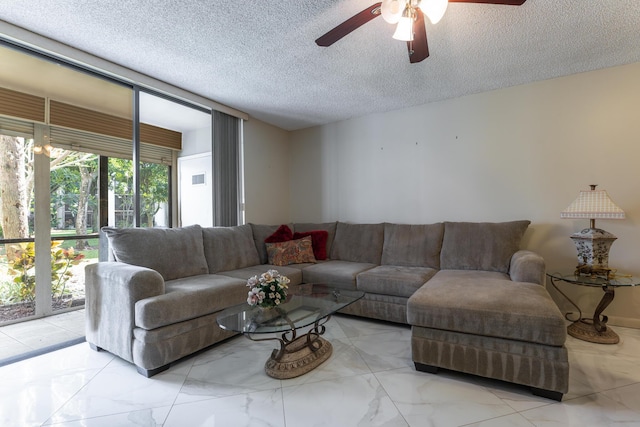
[0,43,211,324]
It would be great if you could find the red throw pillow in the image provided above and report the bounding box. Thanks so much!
[265,224,293,243]
[293,230,329,260]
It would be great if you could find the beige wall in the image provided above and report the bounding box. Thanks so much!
[243,118,292,224]
[288,62,640,328]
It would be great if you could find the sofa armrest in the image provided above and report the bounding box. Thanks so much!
[509,250,546,285]
[85,261,165,362]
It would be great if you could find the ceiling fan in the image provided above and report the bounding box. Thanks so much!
[315,0,527,63]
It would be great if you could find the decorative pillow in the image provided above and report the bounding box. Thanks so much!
[440,220,531,273]
[266,236,317,266]
[265,224,293,243]
[293,230,329,260]
[293,222,337,258]
[250,223,294,264]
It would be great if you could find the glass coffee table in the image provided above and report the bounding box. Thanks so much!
[217,284,364,379]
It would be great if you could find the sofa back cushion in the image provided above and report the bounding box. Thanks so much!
[440,221,530,273]
[329,222,384,264]
[102,225,209,281]
[203,224,261,273]
[381,223,444,268]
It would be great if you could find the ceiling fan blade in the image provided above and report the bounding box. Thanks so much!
[315,2,382,47]
[408,8,429,63]
[447,0,527,5]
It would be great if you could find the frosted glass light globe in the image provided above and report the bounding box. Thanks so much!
[381,0,404,24]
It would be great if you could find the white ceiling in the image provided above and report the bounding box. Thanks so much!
[0,0,639,131]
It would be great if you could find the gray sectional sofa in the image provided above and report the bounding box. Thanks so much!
[85,220,569,400]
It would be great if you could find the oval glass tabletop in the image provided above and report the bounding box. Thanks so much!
[216,283,364,334]
[547,272,639,288]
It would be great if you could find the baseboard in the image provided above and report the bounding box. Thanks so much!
[607,316,640,329]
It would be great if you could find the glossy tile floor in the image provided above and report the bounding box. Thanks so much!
[1,313,640,426]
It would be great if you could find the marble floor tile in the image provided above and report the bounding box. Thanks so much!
[283,373,408,427]
[46,361,188,424]
[375,367,516,427]
[45,406,171,427]
[520,392,640,427]
[1,312,640,426]
[464,413,536,427]
[281,337,372,387]
[166,389,285,427]
[349,328,414,372]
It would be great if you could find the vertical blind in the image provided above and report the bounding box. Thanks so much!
[213,110,241,226]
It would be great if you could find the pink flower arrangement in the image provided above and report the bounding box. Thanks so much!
[246,269,290,308]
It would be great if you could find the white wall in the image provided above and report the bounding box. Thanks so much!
[178,153,213,227]
[243,118,291,224]
[289,62,640,328]
[181,127,212,157]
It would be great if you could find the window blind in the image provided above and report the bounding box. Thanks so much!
[50,100,182,150]
[1,87,180,164]
[0,86,45,123]
[49,127,173,165]
[0,115,34,137]
[213,110,241,226]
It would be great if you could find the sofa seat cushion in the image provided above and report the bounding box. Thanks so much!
[202,225,261,273]
[135,274,247,330]
[102,225,209,281]
[302,260,376,291]
[357,265,438,298]
[407,270,566,346]
[219,264,304,286]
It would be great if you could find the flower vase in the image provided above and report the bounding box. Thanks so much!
[256,305,280,322]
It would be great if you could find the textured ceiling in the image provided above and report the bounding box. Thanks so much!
[1,0,639,131]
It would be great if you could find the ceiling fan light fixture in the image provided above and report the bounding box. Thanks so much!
[392,6,415,41]
[421,0,448,24]
[381,0,404,24]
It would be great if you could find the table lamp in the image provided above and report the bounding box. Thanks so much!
[561,185,625,277]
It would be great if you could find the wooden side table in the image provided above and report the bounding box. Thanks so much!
[547,272,639,344]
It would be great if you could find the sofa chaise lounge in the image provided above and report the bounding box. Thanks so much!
[85,220,569,400]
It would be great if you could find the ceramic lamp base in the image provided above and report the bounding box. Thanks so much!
[570,228,616,276]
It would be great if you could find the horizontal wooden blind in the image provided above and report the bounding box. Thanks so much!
[50,126,174,165]
[1,88,182,161]
[50,100,131,139]
[49,100,182,150]
[0,116,34,137]
[0,87,45,123]
[140,123,181,150]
